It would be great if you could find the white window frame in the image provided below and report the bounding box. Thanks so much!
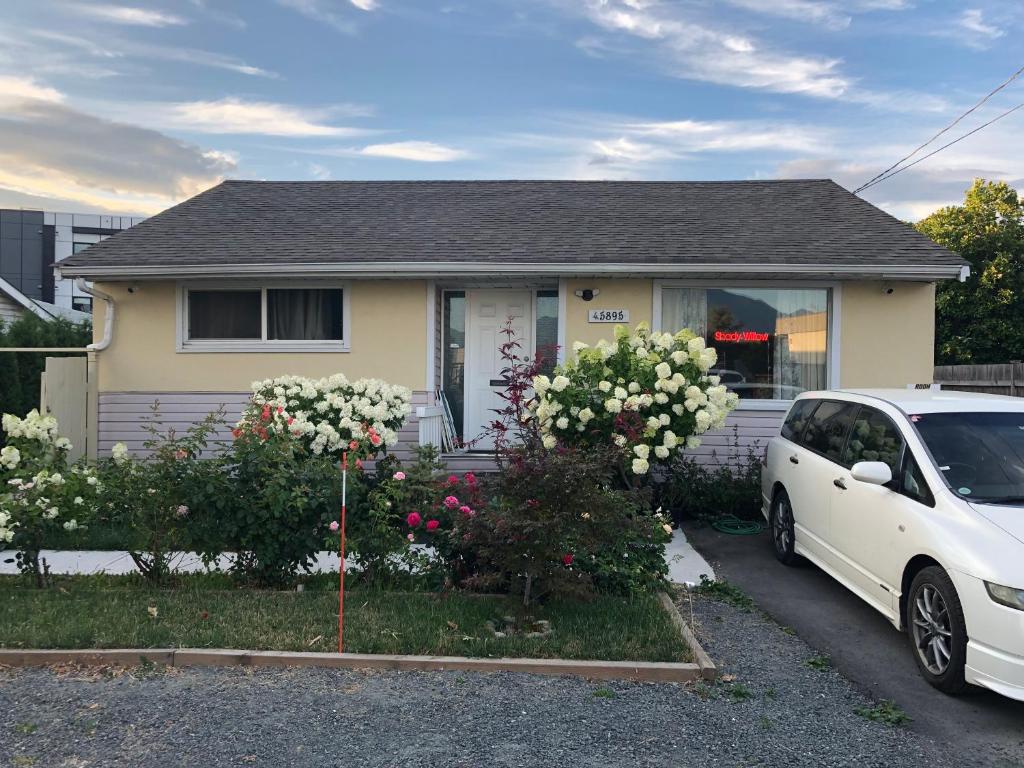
[652,279,841,411]
[176,281,351,353]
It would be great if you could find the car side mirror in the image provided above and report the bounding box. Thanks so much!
[850,461,893,486]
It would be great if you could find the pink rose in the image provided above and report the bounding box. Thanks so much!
[459,505,472,517]
[406,511,422,528]
[329,521,340,532]
[464,472,477,486]
[445,475,459,487]
[425,519,440,532]
[349,440,359,451]
[443,495,459,509]
[407,533,415,541]
[393,471,406,481]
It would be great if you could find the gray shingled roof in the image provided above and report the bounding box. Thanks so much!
[58,179,965,278]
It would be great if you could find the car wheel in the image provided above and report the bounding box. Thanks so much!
[907,566,968,695]
[770,490,799,566]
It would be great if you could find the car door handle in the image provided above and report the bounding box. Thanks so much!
[789,455,799,465]
[833,478,847,490]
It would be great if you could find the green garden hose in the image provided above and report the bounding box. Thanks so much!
[711,515,764,535]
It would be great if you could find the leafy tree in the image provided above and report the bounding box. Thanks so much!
[915,179,1024,364]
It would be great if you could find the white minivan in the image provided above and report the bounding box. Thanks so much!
[761,389,1024,701]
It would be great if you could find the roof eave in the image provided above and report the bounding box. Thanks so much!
[57,261,969,282]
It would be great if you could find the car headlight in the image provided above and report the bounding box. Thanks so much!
[985,581,1024,611]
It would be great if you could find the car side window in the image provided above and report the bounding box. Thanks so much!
[842,406,905,475]
[900,450,935,507]
[801,400,859,463]
[781,399,817,442]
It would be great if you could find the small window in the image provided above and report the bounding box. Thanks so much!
[267,288,343,341]
[900,451,935,507]
[781,399,817,442]
[71,296,93,313]
[801,400,858,463]
[843,407,904,475]
[188,290,261,339]
[72,242,92,254]
[535,289,559,376]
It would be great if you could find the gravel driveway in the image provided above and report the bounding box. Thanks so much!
[0,595,943,768]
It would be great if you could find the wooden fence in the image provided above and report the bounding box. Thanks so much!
[933,362,1024,397]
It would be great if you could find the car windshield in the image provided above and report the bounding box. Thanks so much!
[912,411,1024,505]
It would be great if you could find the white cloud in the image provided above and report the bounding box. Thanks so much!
[155,98,369,137]
[276,0,357,33]
[623,118,830,153]
[308,163,332,179]
[574,0,851,99]
[725,0,851,30]
[72,4,188,27]
[956,8,1004,47]
[350,0,378,9]
[0,77,233,214]
[359,141,469,162]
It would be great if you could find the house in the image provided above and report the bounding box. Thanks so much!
[1,207,144,315]
[55,179,967,467]
[0,276,91,326]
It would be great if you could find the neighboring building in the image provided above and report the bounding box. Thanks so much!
[56,179,968,465]
[0,275,91,325]
[0,208,144,314]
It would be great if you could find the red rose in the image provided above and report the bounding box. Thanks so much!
[425,519,440,532]
[464,472,477,486]
[406,511,422,528]
[562,553,574,566]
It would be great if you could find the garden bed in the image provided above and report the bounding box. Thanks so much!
[0,575,692,664]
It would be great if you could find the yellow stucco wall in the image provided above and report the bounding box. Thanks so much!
[93,280,429,392]
[839,281,935,388]
[563,279,654,348]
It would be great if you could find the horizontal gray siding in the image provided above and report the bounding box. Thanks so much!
[98,391,429,461]
[99,394,779,470]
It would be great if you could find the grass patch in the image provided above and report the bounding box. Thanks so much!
[592,686,616,699]
[854,700,911,727]
[693,576,755,612]
[805,654,831,671]
[0,575,690,663]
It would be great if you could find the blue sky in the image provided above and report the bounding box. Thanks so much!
[0,0,1020,220]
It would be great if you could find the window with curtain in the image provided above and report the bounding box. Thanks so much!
[186,287,346,345]
[660,286,829,400]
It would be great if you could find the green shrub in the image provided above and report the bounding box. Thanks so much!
[0,314,91,442]
[660,433,762,525]
[97,407,227,583]
[0,410,100,585]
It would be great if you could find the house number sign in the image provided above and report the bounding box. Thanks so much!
[588,309,629,323]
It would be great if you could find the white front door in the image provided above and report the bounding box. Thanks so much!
[463,289,533,449]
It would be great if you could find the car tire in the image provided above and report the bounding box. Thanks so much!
[907,566,968,695]
[770,490,799,566]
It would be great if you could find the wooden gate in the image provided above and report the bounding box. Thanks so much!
[39,356,89,461]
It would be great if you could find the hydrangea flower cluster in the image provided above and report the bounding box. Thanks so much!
[0,410,99,549]
[528,323,739,475]
[236,374,412,458]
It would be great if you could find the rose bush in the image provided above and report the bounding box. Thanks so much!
[529,323,739,478]
[238,374,412,460]
[0,410,100,584]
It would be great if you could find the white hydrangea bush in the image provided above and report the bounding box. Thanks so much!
[0,410,100,577]
[528,323,739,475]
[236,374,413,458]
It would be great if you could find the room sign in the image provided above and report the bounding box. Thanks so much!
[588,309,630,323]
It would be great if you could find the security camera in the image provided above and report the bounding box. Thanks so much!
[575,288,600,301]
[882,285,895,295]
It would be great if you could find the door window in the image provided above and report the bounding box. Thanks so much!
[800,400,858,463]
[842,407,904,475]
[900,451,935,507]
[781,398,817,442]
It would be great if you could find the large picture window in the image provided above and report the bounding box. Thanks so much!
[181,285,348,351]
[660,286,829,400]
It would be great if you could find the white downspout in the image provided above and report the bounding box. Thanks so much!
[75,277,115,351]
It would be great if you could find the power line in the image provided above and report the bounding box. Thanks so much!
[856,100,1024,194]
[854,63,1024,194]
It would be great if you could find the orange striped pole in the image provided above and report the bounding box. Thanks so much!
[338,451,347,654]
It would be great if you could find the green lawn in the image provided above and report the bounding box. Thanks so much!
[0,576,690,663]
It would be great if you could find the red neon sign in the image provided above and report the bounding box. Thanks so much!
[714,330,769,343]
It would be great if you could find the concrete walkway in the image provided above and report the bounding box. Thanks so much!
[0,528,715,582]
